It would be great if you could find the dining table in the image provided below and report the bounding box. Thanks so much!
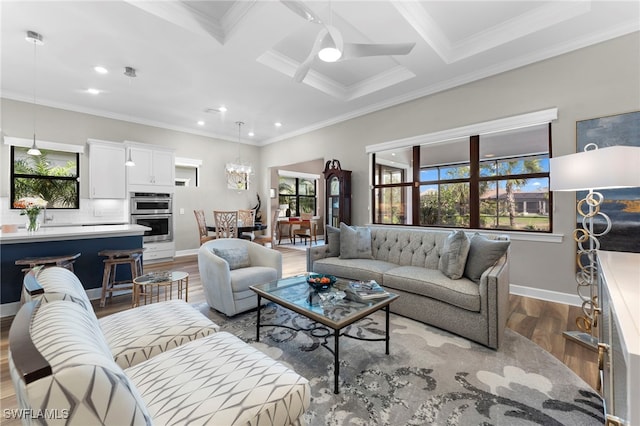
[206,223,267,234]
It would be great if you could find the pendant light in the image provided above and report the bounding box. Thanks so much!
[225,121,252,174]
[124,67,136,166]
[26,31,43,156]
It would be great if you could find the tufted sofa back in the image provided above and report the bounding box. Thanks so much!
[370,228,448,269]
[369,227,507,269]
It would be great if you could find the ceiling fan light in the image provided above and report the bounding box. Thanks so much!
[318,46,342,62]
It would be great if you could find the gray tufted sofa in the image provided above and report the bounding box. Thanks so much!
[307,226,510,349]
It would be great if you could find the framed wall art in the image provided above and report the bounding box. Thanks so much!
[576,110,640,253]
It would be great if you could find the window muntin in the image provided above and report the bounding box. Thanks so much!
[375,186,410,224]
[11,147,80,209]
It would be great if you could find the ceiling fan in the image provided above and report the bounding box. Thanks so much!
[282,0,416,82]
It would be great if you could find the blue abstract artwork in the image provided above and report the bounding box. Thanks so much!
[576,111,640,253]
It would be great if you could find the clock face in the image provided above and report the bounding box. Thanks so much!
[330,177,339,196]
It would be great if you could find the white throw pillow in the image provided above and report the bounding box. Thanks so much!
[438,230,470,279]
[339,223,373,259]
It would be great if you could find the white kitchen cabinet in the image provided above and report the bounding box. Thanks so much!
[87,139,126,199]
[126,143,175,192]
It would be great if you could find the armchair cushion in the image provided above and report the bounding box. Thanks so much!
[212,247,251,270]
[464,233,511,283]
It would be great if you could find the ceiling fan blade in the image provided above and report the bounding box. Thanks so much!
[293,28,328,82]
[281,0,323,24]
[342,42,416,59]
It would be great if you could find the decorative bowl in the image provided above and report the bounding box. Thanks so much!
[306,273,337,292]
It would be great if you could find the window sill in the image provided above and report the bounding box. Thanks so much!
[368,224,564,243]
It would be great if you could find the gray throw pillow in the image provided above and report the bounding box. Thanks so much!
[339,222,373,259]
[464,233,510,282]
[212,247,250,270]
[326,225,341,257]
[438,230,470,280]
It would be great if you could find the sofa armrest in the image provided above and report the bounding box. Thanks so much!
[306,245,334,272]
[8,301,52,384]
[478,251,510,349]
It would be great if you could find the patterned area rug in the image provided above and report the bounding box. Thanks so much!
[198,302,603,426]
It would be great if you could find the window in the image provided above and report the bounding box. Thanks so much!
[278,176,317,216]
[372,123,551,232]
[11,146,80,209]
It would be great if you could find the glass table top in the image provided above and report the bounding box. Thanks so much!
[251,275,397,328]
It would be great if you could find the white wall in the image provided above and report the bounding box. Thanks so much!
[2,33,638,302]
[259,33,640,301]
[0,100,263,252]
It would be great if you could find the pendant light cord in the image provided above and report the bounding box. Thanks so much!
[32,35,37,141]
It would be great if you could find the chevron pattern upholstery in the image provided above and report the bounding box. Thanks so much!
[127,331,310,425]
[9,298,310,425]
[10,300,152,425]
[25,267,219,368]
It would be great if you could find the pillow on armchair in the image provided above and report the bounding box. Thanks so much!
[212,247,250,270]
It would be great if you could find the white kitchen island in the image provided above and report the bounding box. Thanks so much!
[1,224,149,316]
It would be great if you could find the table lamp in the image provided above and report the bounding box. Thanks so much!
[550,144,640,349]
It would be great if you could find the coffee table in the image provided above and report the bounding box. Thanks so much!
[132,270,189,307]
[250,275,398,394]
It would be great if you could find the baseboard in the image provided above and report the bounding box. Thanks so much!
[176,248,199,258]
[509,284,582,307]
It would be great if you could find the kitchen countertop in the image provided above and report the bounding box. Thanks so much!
[0,224,150,244]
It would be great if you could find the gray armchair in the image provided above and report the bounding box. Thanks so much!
[198,238,282,316]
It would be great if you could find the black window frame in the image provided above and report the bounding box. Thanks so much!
[10,146,80,210]
[278,176,317,217]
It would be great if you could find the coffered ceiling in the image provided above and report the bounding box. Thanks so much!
[1,1,638,145]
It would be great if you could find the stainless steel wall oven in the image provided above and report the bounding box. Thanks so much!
[130,192,173,242]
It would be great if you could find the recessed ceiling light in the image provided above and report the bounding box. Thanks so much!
[94,66,108,74]
[87,88,101,95]
[248,132,255,137]
[218,106,227,112]
[274,122,282,127]
[197,120,205,126]
[484,153,495,158]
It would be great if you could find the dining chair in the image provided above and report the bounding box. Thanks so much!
[194,210,216,245]
[254,209,281,247]
[292,213,317,246]
[237,209,256,241]
[213,211,238,238]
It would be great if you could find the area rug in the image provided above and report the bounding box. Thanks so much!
[199,302,603,426]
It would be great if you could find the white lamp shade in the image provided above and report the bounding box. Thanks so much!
[549,145,640,191]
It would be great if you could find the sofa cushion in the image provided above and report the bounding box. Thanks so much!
[99,299,220,368]
[340,222,373,259]
[383,266,481,312]
[326,224,341,257]
[314,257,396,284]
[126,331,310,426]
[464,233,511,283]
[212,247,251,270]
[438,230,470,279]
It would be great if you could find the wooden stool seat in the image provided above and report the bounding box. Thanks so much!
[15,253,81,273]
[98,248,144,307]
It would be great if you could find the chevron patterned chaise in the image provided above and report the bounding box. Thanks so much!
[9,297,311,425]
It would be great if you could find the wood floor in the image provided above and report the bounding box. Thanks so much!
[0,246,599,422]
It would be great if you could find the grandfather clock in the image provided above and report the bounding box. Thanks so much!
[323,159,351,227]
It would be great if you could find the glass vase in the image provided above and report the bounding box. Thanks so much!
[26,214,40,232]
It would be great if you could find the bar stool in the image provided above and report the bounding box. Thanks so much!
[98,248,144,308]
[15,253,81,274]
